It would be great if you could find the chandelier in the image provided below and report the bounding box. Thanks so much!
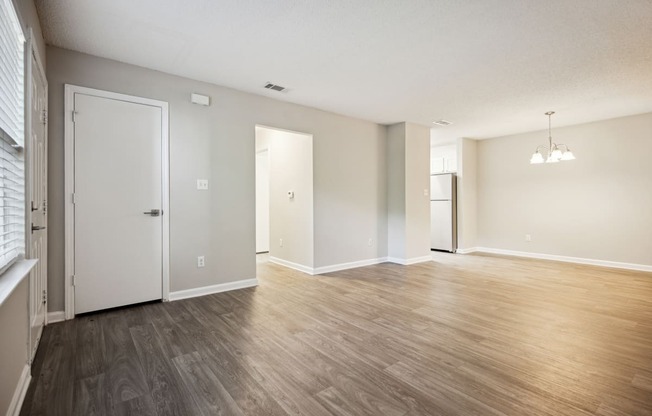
[530,111,575,164]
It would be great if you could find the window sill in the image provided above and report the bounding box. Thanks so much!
[0,259,38,308]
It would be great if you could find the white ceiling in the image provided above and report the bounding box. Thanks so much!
[35,0,652,139]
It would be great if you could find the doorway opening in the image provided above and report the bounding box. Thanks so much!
[255,125,314,271]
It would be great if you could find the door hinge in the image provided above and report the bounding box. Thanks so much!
[72,193,77,204]
[42,289,47,304]
[72,111,77,123]
[41,109,48,124]
[72,275,77,286]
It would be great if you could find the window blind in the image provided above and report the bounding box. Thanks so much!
[0,0,25,271]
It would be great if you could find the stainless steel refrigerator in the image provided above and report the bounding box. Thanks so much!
[430,173,457,252]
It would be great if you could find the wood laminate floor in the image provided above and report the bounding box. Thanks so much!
[20,253,652,416]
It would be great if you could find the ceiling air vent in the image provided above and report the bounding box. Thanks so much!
[433,120,453,126]
[264,82,287,92]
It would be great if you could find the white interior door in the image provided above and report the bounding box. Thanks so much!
[28,47,47,360]
[73,92,164,314]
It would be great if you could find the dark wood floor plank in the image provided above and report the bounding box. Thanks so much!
[143,302,196,359]
[172,351,243,416]
[268,331,410,416]
[296,328,453,416]
[110,393,158,416]
[74,374,107,416]
[20,252,652,415]
[130,323,197,416]
[101,314,149,405]
[75,315,106,379]
[169,307,290,416]
[23,320,76,416]
[242,353,334,416]
[314,386,365,416]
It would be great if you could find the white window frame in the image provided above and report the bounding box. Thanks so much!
[0,0,27,275]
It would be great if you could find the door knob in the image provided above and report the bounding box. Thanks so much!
[31,224,46,233]
[143,209,161,217]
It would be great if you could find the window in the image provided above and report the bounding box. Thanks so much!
[0,0,25,271]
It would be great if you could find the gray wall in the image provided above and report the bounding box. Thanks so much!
[0,280,29,415]
[260,127,314,268]
[477,112,652,266]
[12,0,46,65]
[456,138,478,250]
[387,124,406,259]
[387,122,430,261]
[404,123,430,260]
[46,46,388,311]
[255,149,269,253]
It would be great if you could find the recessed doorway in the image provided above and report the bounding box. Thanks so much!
[255,125,313,272]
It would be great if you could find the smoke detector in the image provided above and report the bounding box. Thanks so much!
[432,120,453,126]
[264,82,287,92]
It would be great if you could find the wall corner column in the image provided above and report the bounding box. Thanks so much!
[387,122,431,263]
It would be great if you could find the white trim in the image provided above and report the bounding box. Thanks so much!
[7,365,31,416]
[387,255,433,266]
[64,85,74,320]
[461,247,652,273]
[455,247,478,254]
[313,257,388,275]
[169,279,258,301]
[160,100,170,301]
[270,254,472,275]
[0,260,37,308]
[27,28,46,91]
[386,257,405,265]
[24,26,50,365]
[47,311,66,324]
[64,85,171,319]
[255,123,313,137]
[269,257,315,275]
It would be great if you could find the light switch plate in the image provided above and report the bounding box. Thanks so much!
[197,179,209,190]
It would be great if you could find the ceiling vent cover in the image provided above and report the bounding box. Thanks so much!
[264,82,286,92]
[433,120,453,126]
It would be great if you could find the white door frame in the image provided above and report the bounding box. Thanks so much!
[64,85,170,319]
[25,27,48,361]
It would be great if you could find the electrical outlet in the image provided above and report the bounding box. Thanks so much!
[368,238,373,247]
[197,256,205,267]
[279,238,283,247]
[525,234,532,242]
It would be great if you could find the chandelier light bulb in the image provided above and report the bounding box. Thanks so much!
[530,152,544,164]
[561,150,576,161]
[529,111,576,165]
[550,147,562,160]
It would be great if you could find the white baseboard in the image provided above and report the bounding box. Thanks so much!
[386,255,433,265]
[7,364,30,416]
[461,247,652,273]
[169,278,258,301]
[269,257,315,275]
[454,247,478,254]
[47,311,66,324]
[313,257,388,274]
